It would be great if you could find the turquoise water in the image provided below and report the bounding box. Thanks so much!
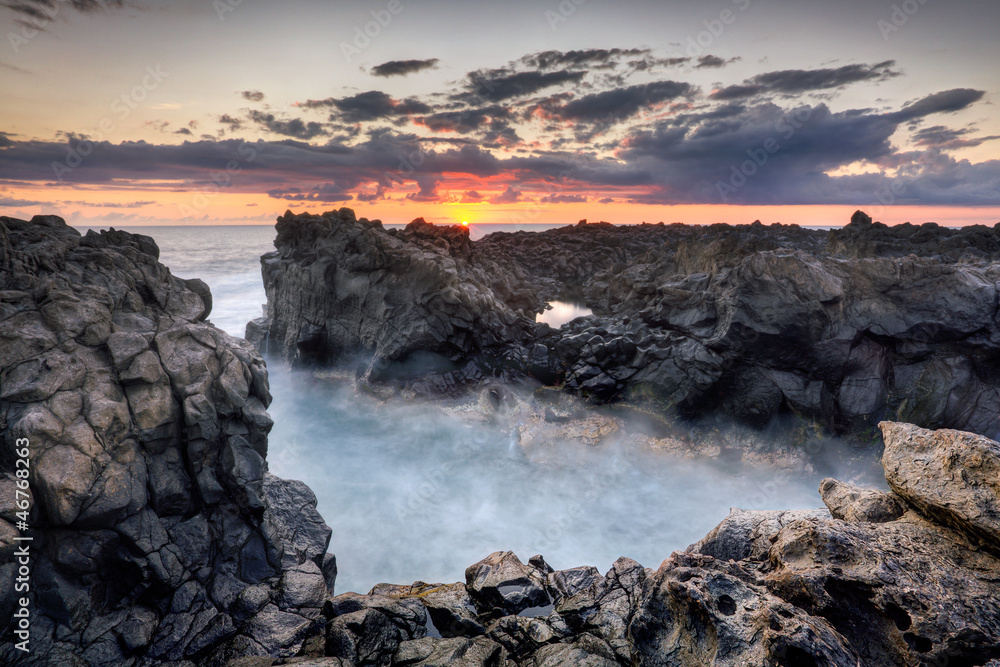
[78,224,827,594]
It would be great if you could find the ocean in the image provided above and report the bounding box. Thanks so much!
[77,223,828,594]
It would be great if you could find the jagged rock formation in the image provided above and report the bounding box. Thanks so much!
[310,420,1000,666]
[0,216,335,666]
[252,209,1000,442]
[248,210,538,381]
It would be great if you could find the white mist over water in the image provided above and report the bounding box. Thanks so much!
[83,225,830,595]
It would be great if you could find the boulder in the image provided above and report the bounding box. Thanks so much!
[881,420,1000,551]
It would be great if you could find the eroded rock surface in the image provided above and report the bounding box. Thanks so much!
[0,216,333,666]
[316,420,1000,666]
[253,209,1000,442]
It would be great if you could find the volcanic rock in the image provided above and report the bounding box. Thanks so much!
[0,216,334,666]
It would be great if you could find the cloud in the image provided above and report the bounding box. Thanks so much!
[0,132,13,148]
[540,194,587,203]
[0,196,45,206]
[462,69,586,102]
[2,0,122,27]
[695,55,737,69]
[461,190,483,203]
[891,88,986,122]
[371,58,439,77]
[248,110,326,139]
[218,114,243,132]
[710,61,900,100]
[520,48,648,71]
[58,200,155,208]
[913,125,1000,150]
[490,186,521,204]
[619,94,997,205]
[267,182,352,203]
[301,91,431,122]
[175,128,193,136]
[241,90,265,102]
[556,80,695,125]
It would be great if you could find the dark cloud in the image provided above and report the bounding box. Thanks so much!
[406,176,440,202]
[2,0,122,27]
[241,90,265,102]
[695,55,730,69]
[619,92,997,205]
[371,58,439,77]
[520,48,647,71]
[218,114,243,132]
[490,186,521,204]
[268,183,352,203]
[891,88,985,122]
[0,132,13,148]
[175,128,193,136]
[461,190,483,202]
[463,69,586,102]
[417,106,509,133]
[248,110,325,139]
[710,61,899,100]
[302,91,431,122]
[540,193,587,203]
[557,80,695,124]
[913,124,1000,150]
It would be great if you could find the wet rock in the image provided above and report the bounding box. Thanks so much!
[465,551,550,619]
[819,477,906,523]
[881,420,1000,551]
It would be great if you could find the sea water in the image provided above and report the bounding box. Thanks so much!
[78,224,827,594]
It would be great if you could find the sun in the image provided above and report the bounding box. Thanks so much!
[461,221,469,226]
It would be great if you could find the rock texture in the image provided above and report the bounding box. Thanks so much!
[253,209,1000,442]
[306,422,1000,667]
[307,419,1000,666]
[0,216,333,666]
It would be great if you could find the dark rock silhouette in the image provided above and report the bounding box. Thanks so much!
[252,209,1000,442]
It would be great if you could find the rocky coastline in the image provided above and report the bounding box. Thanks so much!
[3,214,1000,665]
[248,209,1000,449]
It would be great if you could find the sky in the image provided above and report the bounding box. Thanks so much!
[0,0,998,227]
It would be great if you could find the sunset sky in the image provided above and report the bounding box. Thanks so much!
[1,0,998,227]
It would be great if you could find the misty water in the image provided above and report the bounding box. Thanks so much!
[82,224,829,594]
